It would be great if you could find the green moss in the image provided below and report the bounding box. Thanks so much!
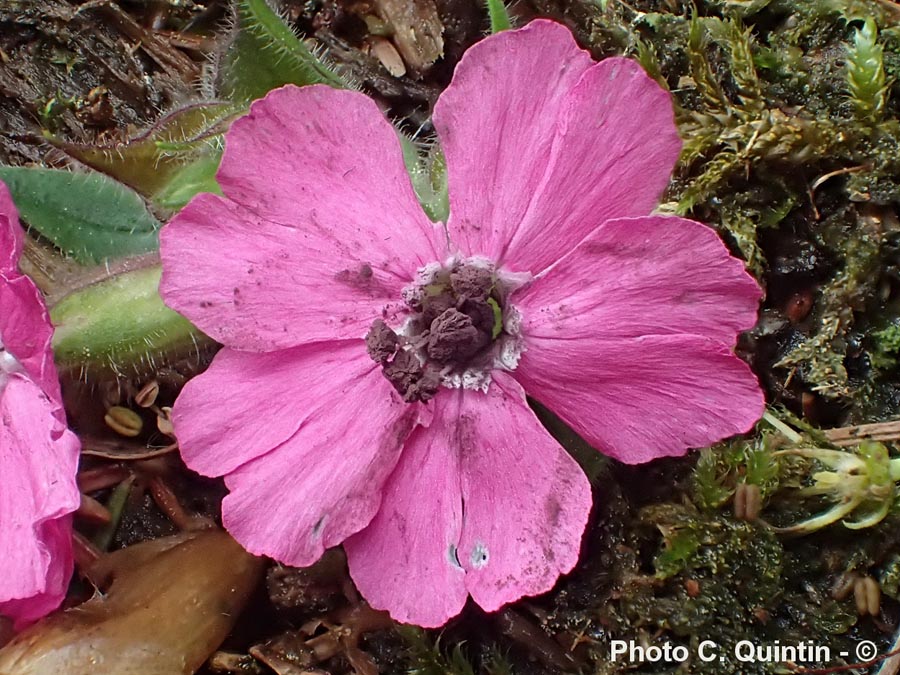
[868,318,900,371]
[396,627,478,675]
[692,428,782,513]
[847,18,889,123]
[576,0,900,417]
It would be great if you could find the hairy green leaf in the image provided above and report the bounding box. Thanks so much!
[0,166,160,264]
[46,102,237,202]
[152,153,223,211]
[220,0,346,103]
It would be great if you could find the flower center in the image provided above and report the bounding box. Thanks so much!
[366,259,526,402]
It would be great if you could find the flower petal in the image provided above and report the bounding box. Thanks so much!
[456,374,591,612]
[513,215,761,345]
[514,334,765,463]
[0,181,23,274]
[0,518,73,631]
[194,341,429,566]
[219,86,440,268]
[434,20,591,266]
[175,340,405,475]
[162,84,444,351]
[0,374,80,629]
[161,191,416,350]
[435,20,680,274]
[347,379,591,624]
[345,392,466,628]
[0,274,60,404]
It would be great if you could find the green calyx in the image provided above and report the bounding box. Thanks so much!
[51,264,207,377]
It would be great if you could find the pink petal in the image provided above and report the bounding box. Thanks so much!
[0,181,23,274]
[0,274,61,404]
[0,375,80,630]
[161,192,413,351]
[435,20,681,274]
[345,392,466,628]
[456,373,592,611]
[219,86,440,265]
[346,379,591,624]
[513,334,764,464]
[434,21,590,265]
[513,215,762,345]
[174,341,392,477]
[0,518,73,630]
[190,341,429,566]
[162,85,443,351]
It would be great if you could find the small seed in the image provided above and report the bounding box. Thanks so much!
[157,406,174,437]
[369,36,407,77]
[104,406,143,437]
[734,483,762,521]
[865,578,881,616]
[854,576,880,616]
[134,380,160,408]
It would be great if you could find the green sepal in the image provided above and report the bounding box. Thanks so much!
[485,0,511,33]
[0,166,161,265]
[220,0,346,103]
[51,265,206,376]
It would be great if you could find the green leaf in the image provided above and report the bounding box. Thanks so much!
[0,166,161,264]
[220,0,346,103]
[654,529,701,579]
[485,0,511,33]
[51,265,206,377]
[46,102,237,204]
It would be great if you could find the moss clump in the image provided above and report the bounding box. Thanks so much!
[556,0,900,421]
[533,439,897,675]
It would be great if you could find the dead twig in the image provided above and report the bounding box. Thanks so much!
[823,420,900,447]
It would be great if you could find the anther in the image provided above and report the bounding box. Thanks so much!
[365,319,399,364]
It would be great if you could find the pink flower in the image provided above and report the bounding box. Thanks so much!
[160,20,764,626]
[0,181,80,630]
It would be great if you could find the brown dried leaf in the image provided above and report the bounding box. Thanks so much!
[0,530,263,675]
